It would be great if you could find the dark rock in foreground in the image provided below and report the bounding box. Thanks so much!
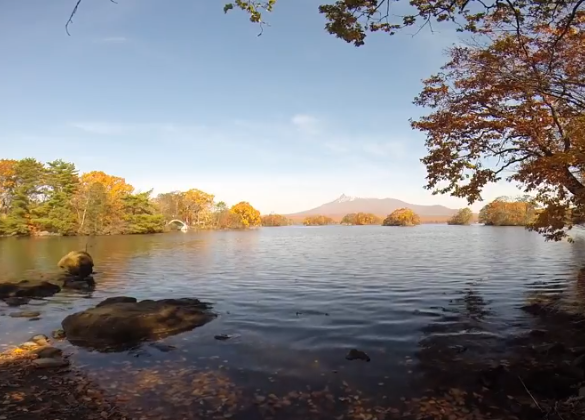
[0,280,61,300]
[62,297,215,350]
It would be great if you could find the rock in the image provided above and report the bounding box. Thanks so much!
[34,347,63,359]
[521,303,545,315]
[62,278,95,291]
[345,349,371,362]
[3,297,31,306]
[52,329,66,340]
[33,358,69,368]
[572,353,585,368]
[96,296,137,307]
[20,341,39,350]
[533,342,566,355]
[58,251,94,278]
[529,329,548,338]
[28,317,41,321]
[31,334,49,346]
[214,334,232,341]
[580,387,585,398]
[148,342,176,353]
[62,297,216,350]
[0,281,60,299]
[10,311,41,318]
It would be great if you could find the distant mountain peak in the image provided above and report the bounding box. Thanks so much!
[333,194,357,203]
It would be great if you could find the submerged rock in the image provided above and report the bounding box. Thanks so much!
[34,347,63,359]
[52,329,66,340]
[0,280,61,299]
[33,358,69,369]
[58,251,94,278]
[10,311,41,318]
[3,297,31,306]
[62,297,215,350]
[346,349,371,362]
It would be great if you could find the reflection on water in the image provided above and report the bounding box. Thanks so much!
[2,226,585,418]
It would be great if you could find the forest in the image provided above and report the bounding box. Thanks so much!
[0,158,263,236]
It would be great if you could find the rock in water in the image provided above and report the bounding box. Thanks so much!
[34,347,63,359]
[345,349,371,362]
[62,297,216,350]
[58,251,94,278]
[33,358,69,368]
[0,281,61,299]
[10,311,41,318]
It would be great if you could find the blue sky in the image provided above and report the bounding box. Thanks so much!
[0,0,519,213]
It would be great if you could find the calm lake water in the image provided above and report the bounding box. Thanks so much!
[2,225,585,418]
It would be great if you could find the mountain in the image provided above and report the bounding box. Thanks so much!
[287,194,458,218]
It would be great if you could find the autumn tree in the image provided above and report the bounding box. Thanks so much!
[448,208,473,225]
[75,171,134,235]
[479,197,537,226]
[230,201,262,228]
[261,214,291,227]
[382,208,420,226]
[0,159,16,219]
[182,189,215,226]
[303,215,335,226]
[69,0,584,48]
[341,212,382,225]
[412,13,585,240]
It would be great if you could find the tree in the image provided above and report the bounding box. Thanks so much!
[479,197,537,226]
[448,208,473,225]
[341,212,382,225]
[261,214,291,227]
[74,171,134,235]
[182,189,215,226]
[230,201,262,228]
[382,208,420,226]
[5,158,46,235]
[412,15,585,240]
[122,190,165,234]
[303,215,335,226]
[35,160,79,235]
[0,159,16,218]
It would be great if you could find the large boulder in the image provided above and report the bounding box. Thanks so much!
[58,251,94,278]
[62,297,216,350]
[0,280,61,300]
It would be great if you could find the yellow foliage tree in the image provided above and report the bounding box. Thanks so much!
[448,208,473,226]
[303,215,335,226]
[382,208,421,227]
[230,201,261,228]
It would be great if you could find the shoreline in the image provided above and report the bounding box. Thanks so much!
[2,295,584,419]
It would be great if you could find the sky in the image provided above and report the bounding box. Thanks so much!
[0,0,522,214]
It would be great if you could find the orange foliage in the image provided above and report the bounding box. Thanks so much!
[0,159,16,215]
[412,16,585,240]
[382,208,421,226]
[230,202,261,228]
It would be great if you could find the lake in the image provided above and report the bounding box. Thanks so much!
[1,225,585,419]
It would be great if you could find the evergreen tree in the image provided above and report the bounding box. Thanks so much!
[35,160,79,235]
[122,190,164,234]
[6,158,45,235]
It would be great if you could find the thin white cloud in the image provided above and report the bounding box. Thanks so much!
[68,122,131,135]
[291,114,320,135]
